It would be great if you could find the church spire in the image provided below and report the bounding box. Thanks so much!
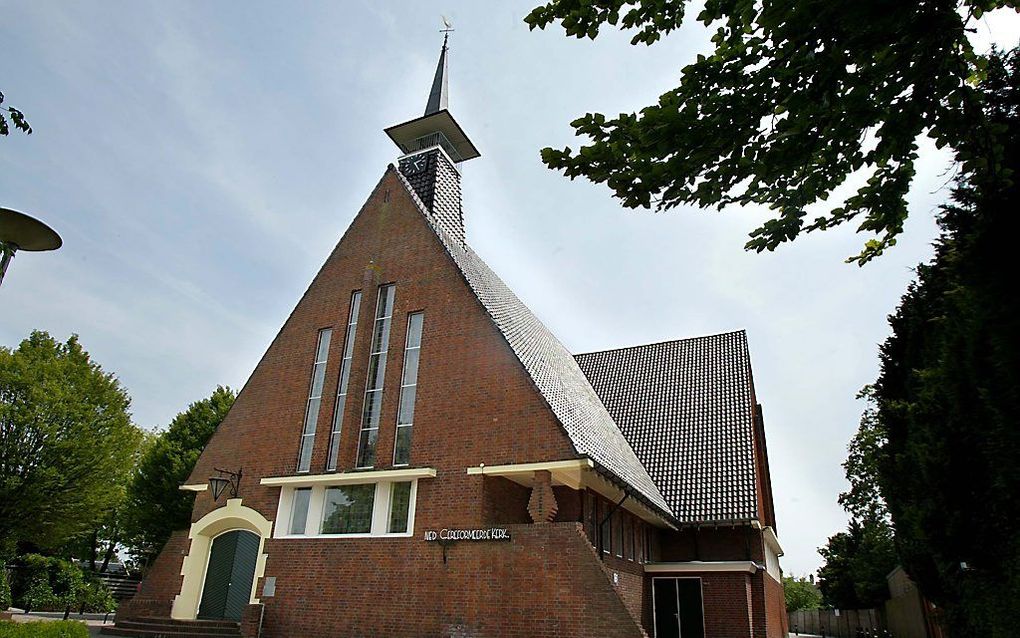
[384,27,480,245]
[424,34,449,116]
[383,28,480,164]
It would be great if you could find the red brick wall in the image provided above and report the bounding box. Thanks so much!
[644,570,757,638]
[658,525,765,563]
[121,530,190,619]
[762,573,788,638]
[255,522,642,638]
[239,603,264,638]
[185,168,580,528]
[601,554,647,632]
[135,166,784,638]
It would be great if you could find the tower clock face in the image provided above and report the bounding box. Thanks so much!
[404,154,429,175]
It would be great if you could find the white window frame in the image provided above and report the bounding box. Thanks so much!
[393,311,423,466]
[296,328,333,473]
[356,284,395,468]
[326,291,362,471]
[273,480,418,539]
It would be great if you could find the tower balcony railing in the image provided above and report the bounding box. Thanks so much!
[404,131,463,163]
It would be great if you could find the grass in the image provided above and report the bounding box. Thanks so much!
[0,621,89,638]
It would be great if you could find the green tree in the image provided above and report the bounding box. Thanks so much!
[0,90,32,137]
[845,50,1020,636]
[817,518,898,609]
[60,430,155,572]
[122,386,235,564]
[0,331,140,554]
[525,0,1016,262]
[783,575,822,613]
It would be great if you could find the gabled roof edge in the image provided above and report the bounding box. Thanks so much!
[387,165,673,519]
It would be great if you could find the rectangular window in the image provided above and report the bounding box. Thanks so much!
[627,515,636,561]
[393,312,423,465]
[357,285,395,468]
[600,499,611,554]
[584,492,597,543]
[326,291,362,471]
[321,484,375,534]
[289,488,311,535]
[297,328,332,472]
[387,481,413,533]
[612,510,620,555]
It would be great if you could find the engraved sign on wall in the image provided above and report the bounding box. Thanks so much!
[423,528,511,542]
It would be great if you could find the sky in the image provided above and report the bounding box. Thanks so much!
[2,1,1017,577]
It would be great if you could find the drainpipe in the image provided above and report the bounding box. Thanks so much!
[597,493,629,561]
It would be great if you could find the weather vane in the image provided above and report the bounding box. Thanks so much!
[440,16,454,34]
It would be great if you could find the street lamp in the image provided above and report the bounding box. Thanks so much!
[0,207,62,288]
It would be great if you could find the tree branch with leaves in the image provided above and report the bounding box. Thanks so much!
[0,90,32,137]
[525,0,1016,263]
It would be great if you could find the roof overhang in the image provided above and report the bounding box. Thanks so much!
[645,561,763,574]
[466,458,676,530]
[260,467,437,487]
[467,458,592,489]
[384,110,480,162]
[762,525,784,557]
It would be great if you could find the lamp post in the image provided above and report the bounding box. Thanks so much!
[0,207,62,288]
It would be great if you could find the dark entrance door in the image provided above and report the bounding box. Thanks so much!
[652,577,705,638]
[198,530,260,621]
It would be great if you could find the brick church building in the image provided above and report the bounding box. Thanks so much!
[108,37,787,638]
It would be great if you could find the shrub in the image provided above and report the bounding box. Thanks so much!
[0,568,11,611]
[77,578,115,613]
[13,556,55,613]
[9,556,107,613]
[0,620,89,638]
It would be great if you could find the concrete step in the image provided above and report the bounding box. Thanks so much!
[100,629,239,638]
[116,620,239,634]
[100,616,241,638]
[131,617,239,628]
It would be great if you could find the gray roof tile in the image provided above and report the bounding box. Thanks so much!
[392,167,671,516]
[575,332,760,523]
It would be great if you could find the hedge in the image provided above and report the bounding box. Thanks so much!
[0,621,89,638]
[9,556,114,613]
[1,568,11,610]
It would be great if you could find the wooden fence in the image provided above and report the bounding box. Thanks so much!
[789,608,884,637]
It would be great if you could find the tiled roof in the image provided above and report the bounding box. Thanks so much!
[575,332,760,524]
[392,167,671,517]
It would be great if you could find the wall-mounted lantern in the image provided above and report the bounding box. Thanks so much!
[208,468,242,501]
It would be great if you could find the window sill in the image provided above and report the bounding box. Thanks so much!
[275,532,414,540]
[261,467,437,487]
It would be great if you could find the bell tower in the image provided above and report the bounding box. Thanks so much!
[384,32,480,244]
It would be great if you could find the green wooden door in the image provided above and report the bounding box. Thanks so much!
[198,530,259,621]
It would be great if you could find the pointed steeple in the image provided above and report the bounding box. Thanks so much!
[424,34,449,115]
[384,30,480,245]
[384,32,480,163]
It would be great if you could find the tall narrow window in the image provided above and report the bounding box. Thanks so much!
[289,488,311,535]
[357,284,395,468]
[615,511,624,557]
[393,312,423,465]
[387,482,413,533]
[600,499,611,554]
[326,291,362,471]
[297,328,332,472]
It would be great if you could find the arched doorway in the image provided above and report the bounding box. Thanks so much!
[171,498,272,621]
[197,530,260,621]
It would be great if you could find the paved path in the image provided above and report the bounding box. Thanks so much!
[6,611,113,636]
